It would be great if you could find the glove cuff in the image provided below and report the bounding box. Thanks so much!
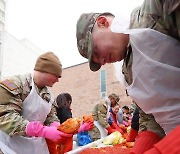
[106,126,112,131]
[154,125,180,153]
[106,126,115,134]
[26,121,44,137]
[144,147,161,154]
[126,128,138,142]
[130,131,161,154]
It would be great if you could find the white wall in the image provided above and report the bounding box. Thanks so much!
[0,0,6,79]
[1,31,44,78]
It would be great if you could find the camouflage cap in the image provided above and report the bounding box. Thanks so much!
[76,13,102,72]
[108,93,120,103]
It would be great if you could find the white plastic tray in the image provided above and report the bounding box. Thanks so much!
[66,138,105,154]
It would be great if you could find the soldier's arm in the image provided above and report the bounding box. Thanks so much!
[44,103,60,125]
[0,80,28,137]
[97,103,110,128]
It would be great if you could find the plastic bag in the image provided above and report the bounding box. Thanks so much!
[77,131,92,146]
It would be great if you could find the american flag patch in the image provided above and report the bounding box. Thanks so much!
[0,79,18,91]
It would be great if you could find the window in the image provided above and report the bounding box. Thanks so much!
[100,69,106,98]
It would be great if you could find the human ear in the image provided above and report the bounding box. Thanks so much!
[97,16,109,28]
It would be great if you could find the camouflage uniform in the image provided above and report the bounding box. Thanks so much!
[122,0,180,138]
[0,73,59,137]
[89,99,110,141]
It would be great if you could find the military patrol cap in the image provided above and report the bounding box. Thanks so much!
[76,13,103,72]
[34,51,62,78]
[108,93,120,103]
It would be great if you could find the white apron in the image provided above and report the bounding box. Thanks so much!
[94,97,111,139]
[126,29,180,134]
[0,76,54,154]
[112,18,180,134]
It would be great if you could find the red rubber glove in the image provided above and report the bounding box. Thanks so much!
[130,131,161,154]
[106,126,118,135]
[78,122,94,132]
[26,121,72,142]
[144,125,180,154]
[126,128,138,142]
[111,123,123,134]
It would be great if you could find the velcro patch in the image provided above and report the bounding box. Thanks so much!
[0,79,18,91]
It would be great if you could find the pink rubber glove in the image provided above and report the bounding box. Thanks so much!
[26,121,72,142]
[78,122,94,132]
[50,121,60,127]
[123,120,129,127]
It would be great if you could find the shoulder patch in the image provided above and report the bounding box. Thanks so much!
[0,79,18,91]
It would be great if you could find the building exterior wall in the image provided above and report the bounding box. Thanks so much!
[0,0,6,79]
[1,31,44,78]
[0,0,5,31]
[51,62,132,118]
[0,1,44,79]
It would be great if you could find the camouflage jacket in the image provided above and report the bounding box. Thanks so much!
[92,99,110,128]
[0,73,59,137]
[123,0,180,84]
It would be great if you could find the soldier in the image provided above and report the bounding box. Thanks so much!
[0,52,72,154]
[76,0,180,153]
[89,93,123,141]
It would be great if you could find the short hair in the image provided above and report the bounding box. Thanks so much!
[108,93,120,102]
[122,105,129,111]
